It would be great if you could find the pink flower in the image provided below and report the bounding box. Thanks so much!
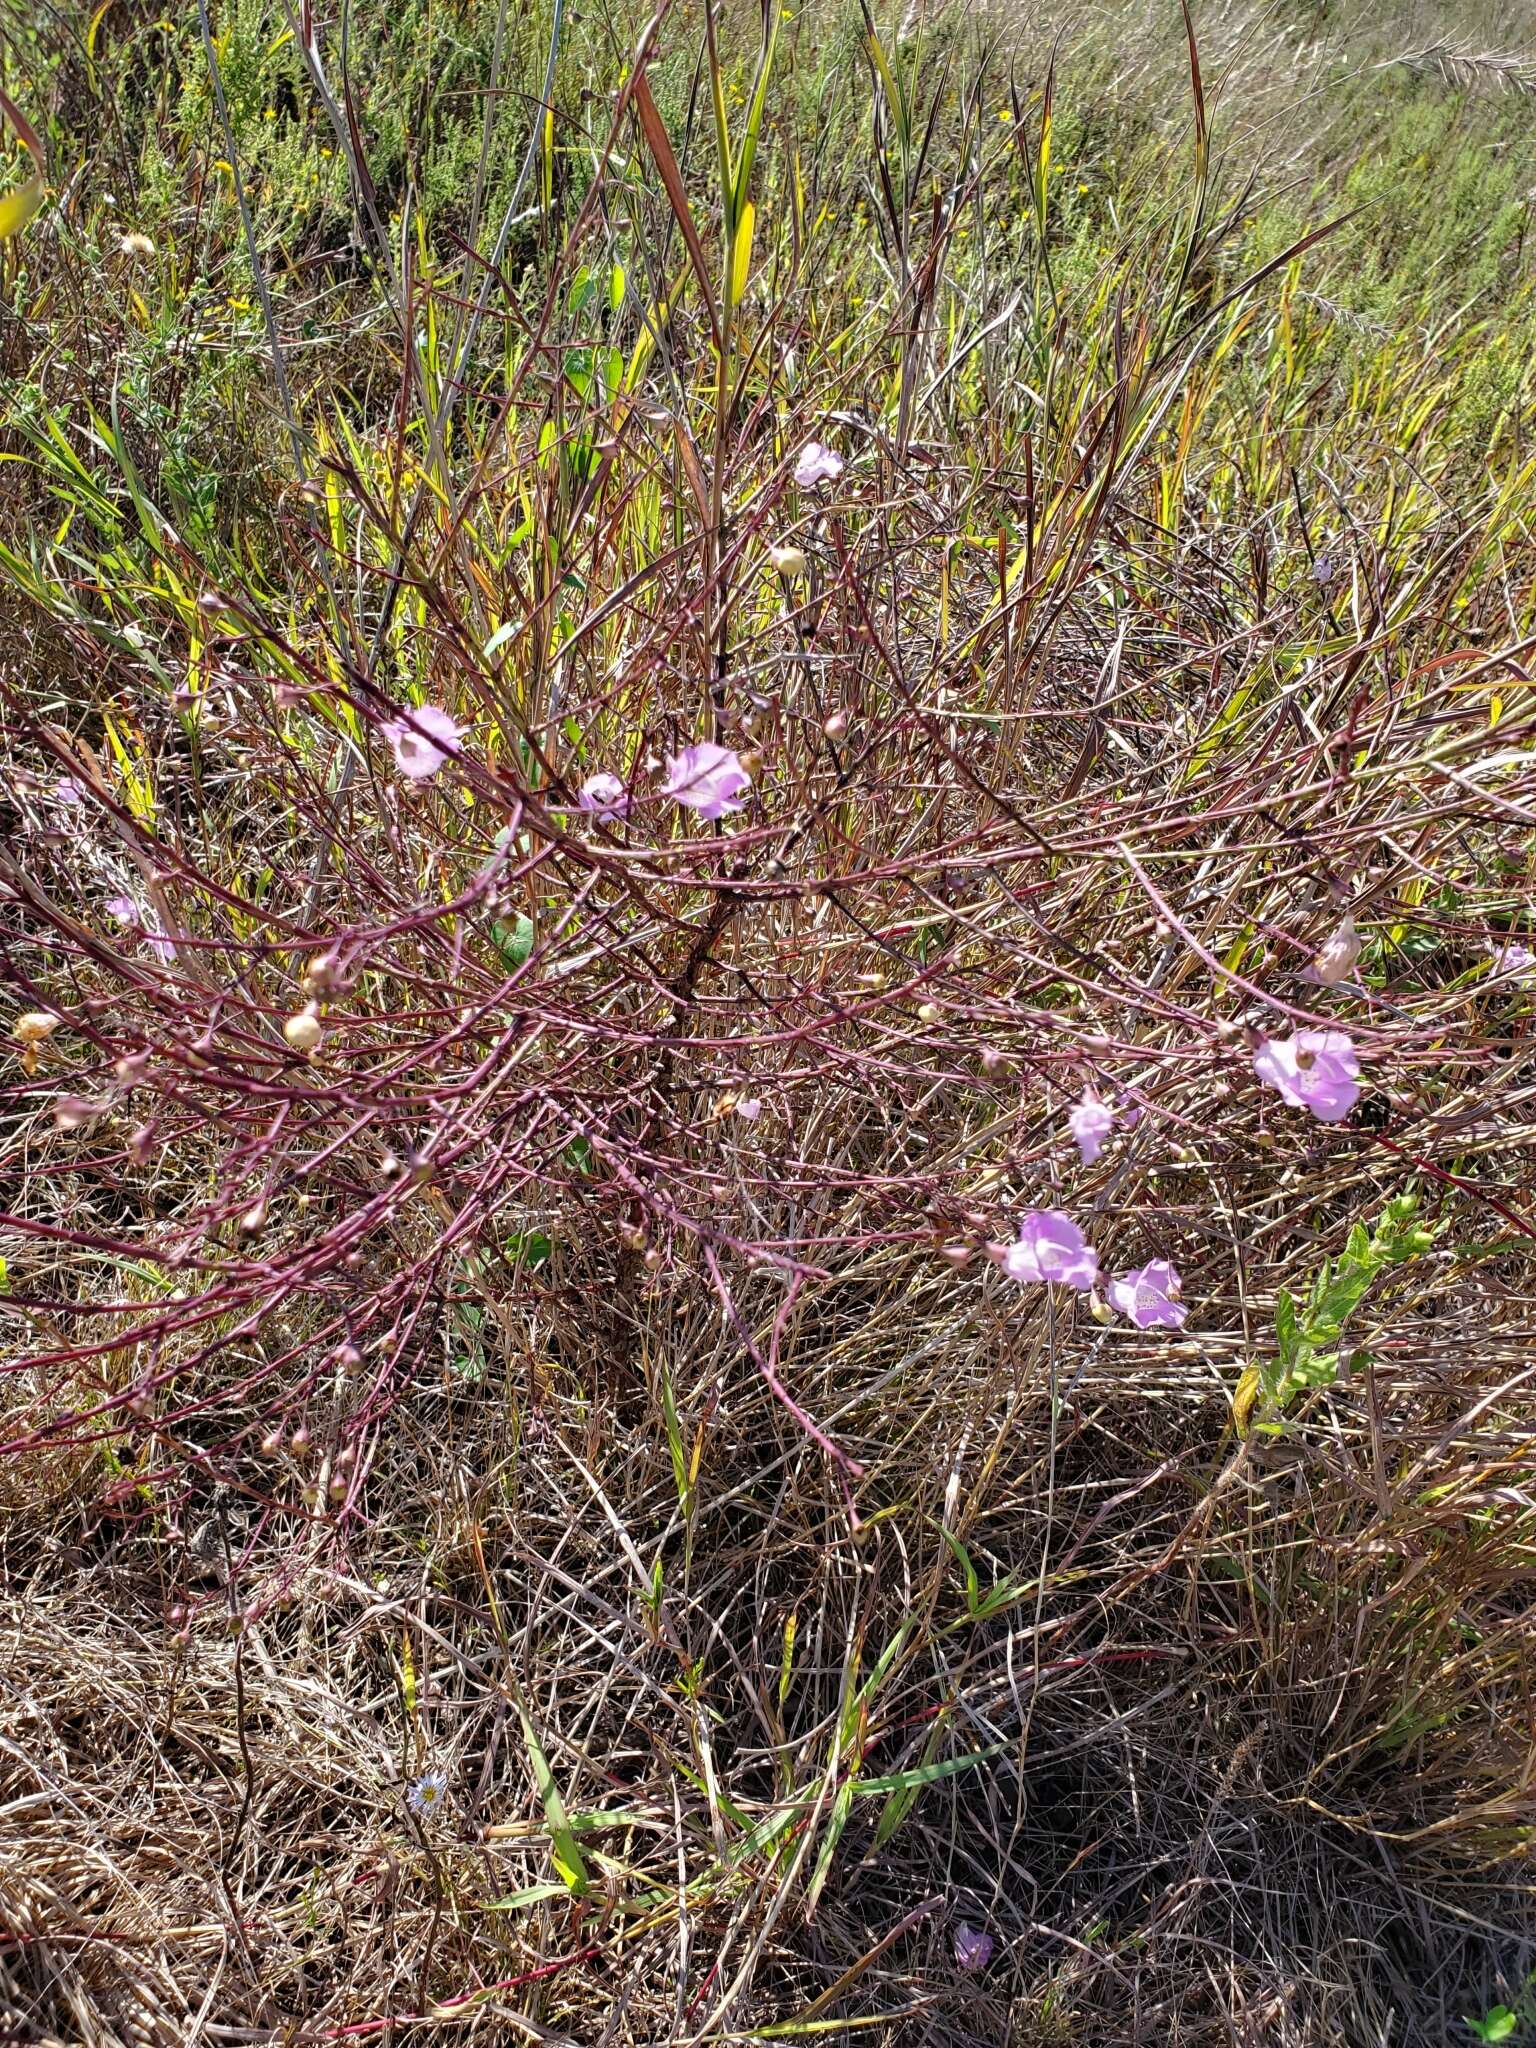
[1491,941,1536,984]
[735,1097,762,1121]
[53,776,85,806]
[576,771,630,821]
[1000,1210,1099,1291]
[662,742,752,821]
[793,441,844,488]
[1108,1259,1187,1330]
[954,1923,994,1972]
[384,705,462,781]
[105,894,175,962]
[1068,1091,1114,1164]
[1253,1029,1361,1123]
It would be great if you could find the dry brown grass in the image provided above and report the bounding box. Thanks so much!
[4,0,1536,2040]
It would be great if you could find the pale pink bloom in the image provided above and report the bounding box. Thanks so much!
[1108,1259,1187,1330]
[1068,1091,1114,1164]
[662,742,752,820]
[54,1094,105,1131]
[954,1923,994,1971]
[1000,1209,1099,1291]
[1491,941,1536,984]
[53,776,85,806]
[106,893,175,962]
[1301,916,1360,986]
[1253,1029,1360,1123]
[735,1097,762,1121]
[384,705,462,781]
[576,771,630,821]
[793,441,844,488]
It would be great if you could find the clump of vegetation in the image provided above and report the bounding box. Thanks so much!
[3,0,1536,2040]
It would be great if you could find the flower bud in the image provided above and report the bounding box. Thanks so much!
[283,1005,323,1054]
[768,542,808,576]
[1305,916,1360,987]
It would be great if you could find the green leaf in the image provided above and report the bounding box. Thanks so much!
[873,1719,947,1847]
[505,1229,552,1271]
[939,1526,982,1614]
[660,1371,689,1510]
[854,1742,1003,1799]
[1275,1289,1300,1370]
[1465,2009,1518,2044]
[483,1881,571,1912]
[492,914,534,967]
[514,1702,588,1896]
[804,1781,853,1917]
[0,174,44,241]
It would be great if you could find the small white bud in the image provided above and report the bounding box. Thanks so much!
[283,1005,323,1053]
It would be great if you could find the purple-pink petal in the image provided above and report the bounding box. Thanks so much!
[1108,1259,1187,1330]
[954,1923,994,1972]
[576,771,630,821]
[1000,1209,1099,1291]
[1491,942,1536,984]
[793,440,844,488]
[1068,1091,1114,1164]
[384,704,462,781]
[662,742,752,821]
[1253,1029,1360,1124]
